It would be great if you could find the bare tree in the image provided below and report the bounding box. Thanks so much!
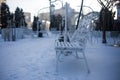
[97,0,115,43]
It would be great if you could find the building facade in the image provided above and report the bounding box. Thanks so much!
[38,4,77,31]
[24,12,31,28]
[0,0,6,3]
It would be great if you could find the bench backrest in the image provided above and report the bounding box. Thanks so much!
[70,12,99,45]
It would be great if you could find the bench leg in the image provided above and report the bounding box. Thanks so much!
[56,51,59,72]
[82,51,90,73]
[56,50,63,72]
[75,51,80,59]
[56,50,65,72]
[75,51,83,59]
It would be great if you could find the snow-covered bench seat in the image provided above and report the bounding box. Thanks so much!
[55,35,90,73]
[55,41,84,51]
[54,12,99,73]
[55,25,90,73]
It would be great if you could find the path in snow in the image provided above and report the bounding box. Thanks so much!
[0,35,120,80]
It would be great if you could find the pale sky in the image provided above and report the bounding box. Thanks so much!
[7,0,101,21]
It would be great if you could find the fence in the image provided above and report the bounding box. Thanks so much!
[1,27,24,41]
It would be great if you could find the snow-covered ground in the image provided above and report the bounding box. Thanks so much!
[0,33,120,80]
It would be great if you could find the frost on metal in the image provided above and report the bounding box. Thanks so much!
[71,12,99,42]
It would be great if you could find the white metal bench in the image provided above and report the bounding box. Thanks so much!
[54,12,99,73]
[55,24,90,73]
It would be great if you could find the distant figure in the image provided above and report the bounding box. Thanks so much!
[32,16,38,32]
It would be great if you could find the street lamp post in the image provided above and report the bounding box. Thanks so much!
[49,0,63,30]
[49,0,55,30]
[49,0,52,30]
[37,7,49,37]
[37,7,50,16]
[49,0,52,24]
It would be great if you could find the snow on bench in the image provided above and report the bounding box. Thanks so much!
[55,41,83,51]
[55,25,90,73]
[55,12,99,73]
